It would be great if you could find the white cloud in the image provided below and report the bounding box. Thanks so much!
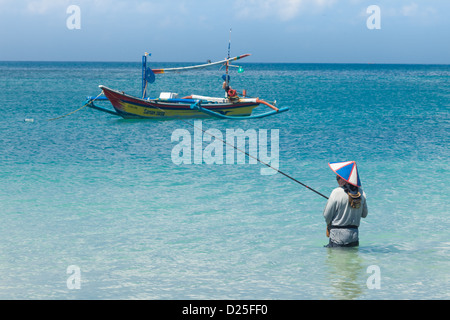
[234,0,336,21]
[378,2,438,24]
[26,0,69,14]
[401,3,418,16]
[278,0,304,21]
[0,0,165,15]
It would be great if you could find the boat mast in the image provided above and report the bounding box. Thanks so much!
[142,52,149,99]
[225,28,231,89]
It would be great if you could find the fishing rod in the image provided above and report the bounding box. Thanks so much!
[182,120,329,200]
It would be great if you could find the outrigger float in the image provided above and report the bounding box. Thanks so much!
[85,52,289,120]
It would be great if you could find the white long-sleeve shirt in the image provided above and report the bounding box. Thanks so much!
[323,186,368,244]
[323,186,368,227]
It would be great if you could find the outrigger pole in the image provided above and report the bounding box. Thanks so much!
[189,101,288,119]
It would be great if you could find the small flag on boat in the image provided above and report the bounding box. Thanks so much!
[328,161,361,187]
[145,67,156,83]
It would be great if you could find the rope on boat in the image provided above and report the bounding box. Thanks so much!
[47,92,104,121]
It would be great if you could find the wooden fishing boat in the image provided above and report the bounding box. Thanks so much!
[85,51,288,120]
[96,85,269,119]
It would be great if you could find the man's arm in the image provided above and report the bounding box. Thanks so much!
[323,195,335,226]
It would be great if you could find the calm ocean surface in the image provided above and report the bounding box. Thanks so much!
[0,61,448,299]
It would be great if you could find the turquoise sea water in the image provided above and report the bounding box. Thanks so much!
[0,61,448,299]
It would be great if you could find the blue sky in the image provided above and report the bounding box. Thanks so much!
[0,0,449,63]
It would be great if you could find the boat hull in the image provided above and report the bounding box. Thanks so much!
[99,86,260,119]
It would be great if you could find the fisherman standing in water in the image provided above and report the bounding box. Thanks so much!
[323,161,368,248]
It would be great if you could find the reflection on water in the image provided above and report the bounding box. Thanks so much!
[325,247,365,300]
[358,244,406,254]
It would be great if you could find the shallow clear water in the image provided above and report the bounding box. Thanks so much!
[0,61,448,299]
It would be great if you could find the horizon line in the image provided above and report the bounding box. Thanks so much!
[1,60,449,66]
